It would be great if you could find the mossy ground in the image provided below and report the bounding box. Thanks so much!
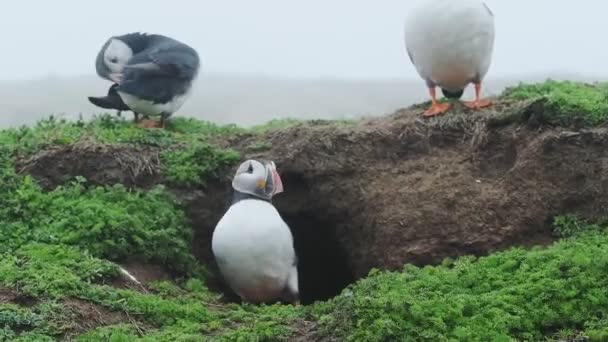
[0,81,607,341]
[503,79,608,126]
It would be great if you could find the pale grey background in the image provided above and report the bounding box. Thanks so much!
[0,1,605,126]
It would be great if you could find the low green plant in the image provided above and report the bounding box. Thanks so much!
[0,301,71,340]
[315,226,608,341]
[552,214,602,238]
[0,175,199,275]
[0,244,118,298]
[503,80,608,126]
[165,117,245,137]
[161,143,240,187]
[0,114,245,188]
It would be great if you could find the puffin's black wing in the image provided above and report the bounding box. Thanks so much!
[116,43,200,104]
[123,44,200,80]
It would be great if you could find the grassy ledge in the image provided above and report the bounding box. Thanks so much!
[0,82,606,340]
[1,115,244,187]
[503,80,608,126]
[312,217,608,341]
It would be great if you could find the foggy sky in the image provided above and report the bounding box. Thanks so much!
[0,1,606,128]
[2,0,607,81]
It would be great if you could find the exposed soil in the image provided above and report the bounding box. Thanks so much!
[18,98,608,303]
[0,287,133,340]
[60,298,133,340]
[18,143,162,190]
[119,261,173,286]
[102,261,173,293]
[0,288,37,307]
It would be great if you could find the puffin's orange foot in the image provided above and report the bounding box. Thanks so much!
[137,119,163,129]
[463,98,492,110]
[423,102,451,117]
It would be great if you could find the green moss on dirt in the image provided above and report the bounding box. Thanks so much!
[313,223,608,341]
[0,115,304,341]
[1,84,607,340]
[503,80,608,126]
[1,115,242,187]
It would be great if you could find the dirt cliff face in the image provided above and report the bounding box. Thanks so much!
[19,99,608,303]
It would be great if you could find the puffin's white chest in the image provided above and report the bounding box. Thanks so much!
[118,90,191,117]
[212,200,296,301]
[405,0,495,90]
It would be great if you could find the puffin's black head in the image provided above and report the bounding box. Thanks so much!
[232,159,284,201]
[441,88,464,100]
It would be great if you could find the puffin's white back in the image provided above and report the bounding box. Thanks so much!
[405,0,495,91]
[212,199,298,303]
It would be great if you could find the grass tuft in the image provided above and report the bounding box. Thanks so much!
[503,80,608,126]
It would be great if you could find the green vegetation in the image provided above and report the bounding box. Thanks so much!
[314,222,608,341]
[0,241,301,340]
[0,115,302,341]
[0,115,242,186]
[504,80,608,126]
[552,214,605,238]
[161,144,240,187]
[0,162,198,274]
[0,85,607,340]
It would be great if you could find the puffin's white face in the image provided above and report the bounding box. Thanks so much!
[232,160,284,200]
[103,39,133,81]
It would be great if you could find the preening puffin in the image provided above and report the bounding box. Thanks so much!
[89,33,200,127]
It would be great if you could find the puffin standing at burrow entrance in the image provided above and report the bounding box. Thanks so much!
[88,32,200,128]
[405,0,495,117]
[212,159,299,305]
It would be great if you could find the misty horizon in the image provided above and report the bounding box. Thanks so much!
[1,71,606,129]
[2,1,608,127]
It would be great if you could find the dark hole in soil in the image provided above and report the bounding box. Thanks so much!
[283,212,355,305]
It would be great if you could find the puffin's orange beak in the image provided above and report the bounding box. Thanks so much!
[257,179,266,189]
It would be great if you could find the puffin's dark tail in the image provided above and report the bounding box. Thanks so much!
[88,84,131,111]
[441,88,464,100]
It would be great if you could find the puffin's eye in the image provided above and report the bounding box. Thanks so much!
[109,57,118,64]
[247,163,254,174]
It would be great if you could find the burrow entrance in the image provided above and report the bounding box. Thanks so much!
[283,212,355,305]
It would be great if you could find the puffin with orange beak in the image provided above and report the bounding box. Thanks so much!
[212,159,299,305]
[405,0,495,117]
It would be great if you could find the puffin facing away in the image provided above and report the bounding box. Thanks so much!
[212,160,299,305]
[89,33,200,127]
[405,0,495,117]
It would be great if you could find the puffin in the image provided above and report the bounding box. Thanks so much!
[89,33,200,127]
[404,0,495,117]
[212,159,299,305]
